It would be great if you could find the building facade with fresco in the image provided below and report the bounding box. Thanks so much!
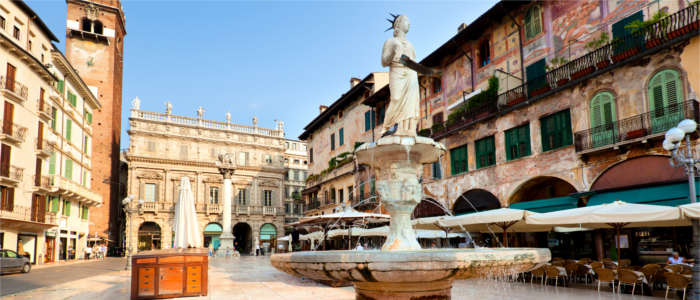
[413,0,699,261]
[124,102,287,255]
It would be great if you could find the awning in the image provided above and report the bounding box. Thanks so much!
[680,202,700,219]
[588,181,700,207]
[509,196,578,213]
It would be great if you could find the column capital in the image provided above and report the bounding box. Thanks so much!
[219,168,235,179]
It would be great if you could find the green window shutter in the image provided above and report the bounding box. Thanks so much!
[370,177,376,195]
[339,128,344,146]
[50,108,57,130]
[57,80,65,93]
[49,153,56,175]
[526,59,546,94]
[65,119,72,140]
[365,111,371,131]
[68,92,77,107]
[86,112,92,125]
[65,200,71,216]
[330,134,335,151]
[519,125,531,157]
[525,6,542,40]
[475,136,495,169]
[541,110,572,151]
[51,197,59,212]
[506,124,531,160]
[84,136,89,154]
[590,92,616,128]
[359,183,365,199]
[371,110,376,129]
[450,145,468,175]
[432,162,442,179]
[64,159,73,180]
[81,205,88,219]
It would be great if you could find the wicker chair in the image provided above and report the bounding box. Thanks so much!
[603,260,618,269]
[577,263,592,284]
[653,268,668,290]
[590,261,603,269]
[552,261,565,267]
[617,269,643,295]
[594,268,616,293]
[618,259,632,267]
[578,257,592,264]
[545,265,566,287]
[530,267,546,285]
[641,264,660,290]
[564,263,579,282]
[667,264,683,273]
[680,265,693,275]
[665,272,690,300]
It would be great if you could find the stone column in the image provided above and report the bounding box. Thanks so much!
[219,168,235,253]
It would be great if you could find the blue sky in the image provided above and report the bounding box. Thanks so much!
[28,0,497,145]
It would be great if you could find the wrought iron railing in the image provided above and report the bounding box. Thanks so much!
[0,165,23,182]
[432,3,700,139]
[0,75,28,100]
[574,100,699,152]
[306,200,321,210]
[37,100,52,118]
[2,121,27,142]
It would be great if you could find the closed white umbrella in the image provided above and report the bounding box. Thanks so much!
[173,177,202,248]
[526,200,685,261]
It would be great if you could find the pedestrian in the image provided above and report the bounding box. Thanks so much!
[208,243,213,257]
[255,243,260,256]
[100,244,107,259]
[355,243,364,251]
[85,245,92,260]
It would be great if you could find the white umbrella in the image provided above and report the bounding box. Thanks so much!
[173,177,202,248]
[438,208,551,246]
[411,216,449,230]
[526,200,686,261]
[297,205,389,250]
[680,202,700,219]
[351,226,465,239]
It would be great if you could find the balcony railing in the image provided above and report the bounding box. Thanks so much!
[574,100,699,152]
[207,203,222,214]
[0,165,23,184]
[50,175,103,205]
[0,75,28,101]
[1,121,27,144]
[36,138,52,157]
[431,3,700,139]
[37,100,52,120]
[0,205,56,225]
[263,206,276,215]
[131,110,284,137]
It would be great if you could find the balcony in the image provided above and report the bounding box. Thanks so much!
[1,122,27,145]
[35,138,52,158]
[235,205,249,215]
[50,175,103,206]
[34,175,53,193]
[0,205,57,230]
[207,203,222,214]
[68,29,109,44]
[135,201,172,213]
[0,166,23,186]
[263,206,276,216]
[575,100,699,154]
[37,100,52,121]
[430,3,700,140]
[0,76,28,103]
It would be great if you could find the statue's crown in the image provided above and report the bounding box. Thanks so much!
[385,13,399,32]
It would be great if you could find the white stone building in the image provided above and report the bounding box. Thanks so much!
[283,139,307,225]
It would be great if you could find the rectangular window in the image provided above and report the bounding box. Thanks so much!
[0,15,5,29]
[67,91,77,107]
[62,200,71,216]
[65,119,72,141]
[0,143,10,178]
[0,186,14,211]
[264,190,272,206]
[85,112,92,125]
[264,154,272,164]
[450,144,468,175]
[293,170,299,181]
[338,189,344,203]
[144,183,156,202]
[237,188,247,205]
[370,177,376,196]
[330,188,336,203]
[12,26,19,39]
[50,107,57,130]
[83,136,89,154]
[64,159,73,180]
[209,187,219,204]
[479,39,490,67]
[359,183,365,200]
[377,105,386,125]
[364,110,376,131]
[57,80,65,94]
[475,136,496,169]
[540,109,573,152]
[81,205,89,220]
[27,40,32,51]
[338,128,344,146]
[432,78,442,94]
[432,162,442,179]
[48,153,56,175]
[330,133,335,151]
[309,148,313,163]
[505,124,531,160]
[348,186,353,202]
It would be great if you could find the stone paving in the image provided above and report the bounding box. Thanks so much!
[0,255,679,299]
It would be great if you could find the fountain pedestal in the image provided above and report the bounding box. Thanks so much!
[271,136,551,299]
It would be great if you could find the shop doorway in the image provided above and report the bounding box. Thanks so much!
[138,222,161,251]
[203,223,222,251]
[233,222,252,255]
[59,237,67,260]
[45,237,55,263]
[259,224,277,254]
[17,234,37,264]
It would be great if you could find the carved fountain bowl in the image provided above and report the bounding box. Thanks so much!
[270,248,551,284]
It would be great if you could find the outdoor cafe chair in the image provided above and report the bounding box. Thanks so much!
[617,269,644,295]
[530,267,546,285]
[665,272,690,300]
[564,263,579,282]
[667,264,683,273]
[577,264,593,284]
[618,259,631,267]
[641,265,660,290]
[552,261,565,267]
[545,265,566,287]
[590,261,603,269]
[578,258,592,264]
[594,268,616,293]
[604,261,618,269]
[653,269,668,290]
[680,265,693,275]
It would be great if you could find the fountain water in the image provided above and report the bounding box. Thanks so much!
[271,136,550,299]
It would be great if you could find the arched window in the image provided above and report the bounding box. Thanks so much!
[81,18,92,32]
[93,20,104,35]
[524,5,542,40]
[648,69,683,133]
[589,91,616,147]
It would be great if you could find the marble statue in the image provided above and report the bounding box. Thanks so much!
[252,116,258,126]
[131,97,140,110]
[165,101,172,114]
[197,106,205,118]
[381,15,420,137]
[226,112,232,123]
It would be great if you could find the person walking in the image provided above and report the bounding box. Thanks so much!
[255,243,260,256]
[85,245,92,260]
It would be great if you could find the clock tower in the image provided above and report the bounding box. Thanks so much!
[65,0,126,251]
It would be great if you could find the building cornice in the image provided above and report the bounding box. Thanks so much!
[127,128,284,152]
[0,33,56,83]
[125,154,285,174]
[51,49,101,109]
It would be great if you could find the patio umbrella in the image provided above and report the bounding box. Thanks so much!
[680,202,700,218]
[526,200,686,261]
[411,216,449,231]
[438,208,551,247]
[173,177,202,248]
[296,205,389,250]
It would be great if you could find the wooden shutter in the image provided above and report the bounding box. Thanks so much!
[34,158,42,186]
[365,111,371,131]
[65,200,71,216]
[64,159,72,180]
[339,128,344,146]
[6,187,14,211]
[526,59,546,94]
[3,101,13,135]
[5,63,15,91]
[330,134,335,151]
[65,119,72,141]
[49,153,56,174]
[38,121,44,148]
[38,194,46,222]
[50,108,57,130]
[51,196,59,212]
[39,88,45,109]
[1,143,10,177]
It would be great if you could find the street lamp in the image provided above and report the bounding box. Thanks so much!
[663,119,700,300]
[122,195,141,270]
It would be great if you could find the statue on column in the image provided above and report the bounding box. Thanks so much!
[165,101,172,114]
[381,14,420,137]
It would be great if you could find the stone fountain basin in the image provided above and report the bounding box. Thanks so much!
[271,248,550,283]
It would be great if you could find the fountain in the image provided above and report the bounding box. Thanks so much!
[270,15,550,299]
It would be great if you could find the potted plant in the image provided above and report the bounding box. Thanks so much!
[418,128,431,137]
[626,10,669,49]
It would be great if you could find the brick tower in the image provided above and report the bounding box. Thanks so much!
[65,0,126,252]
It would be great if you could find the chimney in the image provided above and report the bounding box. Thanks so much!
[457,23,467,32]
[319,105,328,114]
[350,77,361,88]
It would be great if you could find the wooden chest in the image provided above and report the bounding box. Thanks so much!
[131,248,208,299]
